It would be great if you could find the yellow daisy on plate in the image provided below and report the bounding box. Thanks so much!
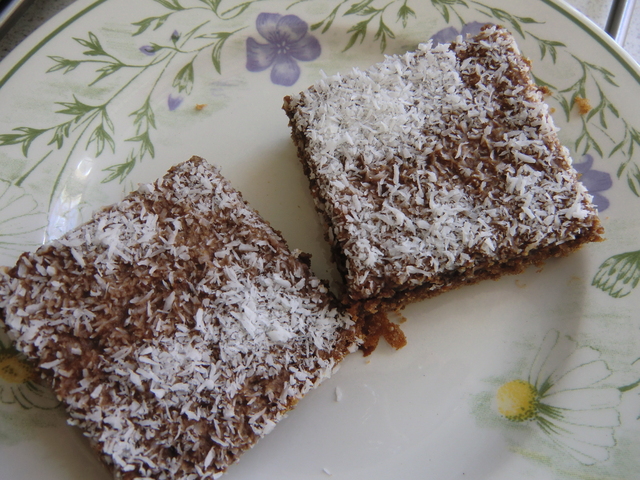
[0,335,59,410]
[496,329,621,465]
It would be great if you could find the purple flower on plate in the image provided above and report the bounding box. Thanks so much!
[246,13,321,87]
[141,30,179,56]
[430,21,488,45]
[168,94,183,111]
[574,154,612,211]
[139,45,157,56]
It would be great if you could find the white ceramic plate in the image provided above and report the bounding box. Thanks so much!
[1,0,640,478]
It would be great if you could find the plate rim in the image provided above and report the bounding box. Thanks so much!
[0,1,639,479]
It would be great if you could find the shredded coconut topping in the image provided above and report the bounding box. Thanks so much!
[284,26,601,301]
[0,157,359,479]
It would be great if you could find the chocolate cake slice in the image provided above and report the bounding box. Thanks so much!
[284,26,603,315]
[0,157,360,479]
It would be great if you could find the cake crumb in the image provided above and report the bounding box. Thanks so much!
[575,96,592,115]
[359,311,407,356]
[539,85,552,97]
[195,103,207,110]
[389,310,407,324]
[515,279,527,289]
[335,386,343,402]
[567,275,583,286]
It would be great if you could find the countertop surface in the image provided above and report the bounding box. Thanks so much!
[0,0,639,65]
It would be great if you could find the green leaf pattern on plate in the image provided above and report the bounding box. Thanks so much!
[0,4,248,200]
[0,180,47,253]
[593,250,640,298]
[0,0,637,222]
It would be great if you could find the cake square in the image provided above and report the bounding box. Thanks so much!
[0,157,359,479]
[284,26,603,313]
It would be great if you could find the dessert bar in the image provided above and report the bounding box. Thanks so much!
[284,26,604,315]
[0,157,359,479]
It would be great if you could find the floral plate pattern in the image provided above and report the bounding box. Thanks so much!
[0,0,639,479]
